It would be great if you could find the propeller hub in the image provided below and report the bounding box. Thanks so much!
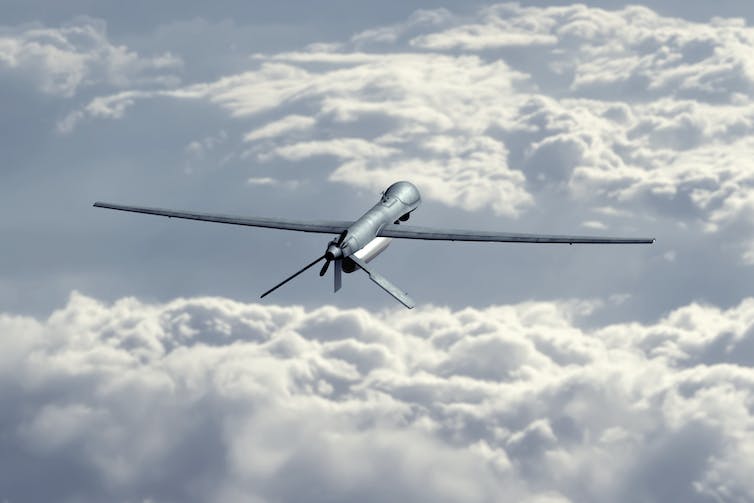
[325,243,343,261]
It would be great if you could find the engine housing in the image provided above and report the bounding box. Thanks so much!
[342,237,392,273]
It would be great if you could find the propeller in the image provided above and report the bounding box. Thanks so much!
[320,232,349,277]
[319,259,331,277]
[259,237,413,308]
[261,235,346,299]
[260,254,326,299]
[334,258,342,292]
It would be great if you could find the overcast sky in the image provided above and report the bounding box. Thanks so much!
[2,1,754,502]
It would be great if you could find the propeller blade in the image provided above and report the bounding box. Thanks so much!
[260,255,326,299]
[334,259,342,292]
[337,230,348,245]
[319,259,331,277]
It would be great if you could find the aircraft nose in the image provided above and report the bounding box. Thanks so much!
[325,243,343,261]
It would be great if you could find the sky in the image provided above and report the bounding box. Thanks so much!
[1,1,754,502]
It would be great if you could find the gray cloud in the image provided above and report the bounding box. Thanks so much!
[0,17,181,97]
[0,12,752,503]
[2,293,753,502]
[2,3,753,325]
[55,4,754,255]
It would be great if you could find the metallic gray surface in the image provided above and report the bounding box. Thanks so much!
[378,224,655,244]
[93,202,352,235]
[334,259,342,292]
[94,181,653,246]
[349,255,415,309]
[337,181,421,258]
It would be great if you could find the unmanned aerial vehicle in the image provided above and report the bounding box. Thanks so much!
[94,181,654,309]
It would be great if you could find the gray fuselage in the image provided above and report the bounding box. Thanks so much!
[326,181,421,261]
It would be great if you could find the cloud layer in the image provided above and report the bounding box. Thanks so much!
[2,293,753,502]
[5,3,749,317]
[0,17,181,97]
[53,4,754,248]
[3,5,754,501]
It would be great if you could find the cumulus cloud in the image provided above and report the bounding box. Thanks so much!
[67,51,532,216]
[0,17,181,97]
[54,3,754,255]
[2,293,754,502]
[408,4,754,104]
[5,6,754,500]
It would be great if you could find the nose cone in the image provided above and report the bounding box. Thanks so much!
[325,244,343,261]
[385,181,421,206]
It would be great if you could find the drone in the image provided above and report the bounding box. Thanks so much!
[94,181,654,309]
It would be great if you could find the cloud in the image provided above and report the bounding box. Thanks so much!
[244,115,316,142]
[3,293,754,502]
[407,4,754,103]
[246,177,301,190]
[62,49,532,216]
[582,220,606,230]
[0,17,182,97]
[263,138,399,162]
[4,5,753,500]
[409,5,558,50]
[51,3,754,258]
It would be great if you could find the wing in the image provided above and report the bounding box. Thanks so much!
[379,223,654,244]
[93,202,352,235]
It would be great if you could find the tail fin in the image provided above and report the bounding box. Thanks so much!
[348,256,414,309]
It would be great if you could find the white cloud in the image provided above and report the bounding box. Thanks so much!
[63,51,531,216]
[244,115,316,142]
[6,5,754,499]
[246,177,301,190]
[263,138,399,162]
[582,220,606,230]
[409,4,559,50]
[185,130,228,157]
[664,250,677,262]
[2,292,754,502]
[51,4,754,261]
[0,18,181,97]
